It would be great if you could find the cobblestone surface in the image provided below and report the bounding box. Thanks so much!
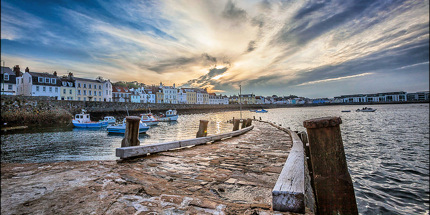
[1,122,313,214]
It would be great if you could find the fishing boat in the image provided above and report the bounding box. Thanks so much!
[72,110,108,128]
[140,113,159,126]
[255,109,268,113]
[107,118,149,134]
[100,116,116,124]
[341,110,351,112]
[157,110,178,122]
[356,107,377,112]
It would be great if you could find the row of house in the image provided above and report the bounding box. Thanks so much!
[1,66,113,101]
[2,65,428,104]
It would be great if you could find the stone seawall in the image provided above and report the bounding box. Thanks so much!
[0,95,278,127]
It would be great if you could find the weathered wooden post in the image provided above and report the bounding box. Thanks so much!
[253,116,255,120]
[196,120,209,138]
[121,116,141,147]
[233,119,240,131]
[303,117,358,215]
[241,118,247,129]
[259,117,262,121]
[246,118,252,127]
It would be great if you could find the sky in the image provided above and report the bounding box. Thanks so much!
[1,0,429,98]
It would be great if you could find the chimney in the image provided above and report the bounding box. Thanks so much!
[53,71,57,76]
[68,72,73,78]
[25,67,29,73]
[173,83,175,88]
[13,65,23,77]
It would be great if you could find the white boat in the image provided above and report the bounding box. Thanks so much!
[140,113,159,126]
[356,107,377,112]
[107,118,149,134]
[72,110,108,128]
[156,110,178,122]
[100,116,116,124]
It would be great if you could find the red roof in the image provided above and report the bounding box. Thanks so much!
[112,86,130,93]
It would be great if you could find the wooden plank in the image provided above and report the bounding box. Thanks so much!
[272,129,305,213]
[116,125,254,159]
[116,141,180,158]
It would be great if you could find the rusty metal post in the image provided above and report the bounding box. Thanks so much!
[196,120,209,138]
[233,119,240,131]
[303,117,358,215]
[121,116,141,147]
[241,118,247,129]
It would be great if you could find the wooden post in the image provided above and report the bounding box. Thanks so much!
[259,117,262,121]
[246,118,252,127]
[233,119,240,131]
[303,117,358,215]
[121,116,141,147]
[241,118,247,129]
[196,120,209,138]
[253,116,255,120]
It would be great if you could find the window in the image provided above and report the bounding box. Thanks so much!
[29,77,31,83]
[106,90,108,95]
[4,73,9,81]
[78,90,81,95]
[78,83,81,88]
[83,84,86,88]
[62,82,67,86]
[89,91,92,95]
[38,77,44,83]
[68,82,72,87]
[45,78,50,83]
[99,91,101,96]
[17,79,19,84]
[43,86,46,92]
[69,89,72,94]
[63,89,66,94]
[49,87,52,92]
[84,90,86,95]
[89,84,92,89]
[55,87,58,93]
[99,85,101,90]
[78,97,81,101]
[36,86,39,91]
[8,84,12,90]
[99,98,101,101]
[51,78,56,84]
[84,97,86,101]
[106,83,108,87]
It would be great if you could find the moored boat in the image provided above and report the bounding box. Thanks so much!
[140,113,159,126]
[156,110,178,122]
[255,109,268,113]
[72,110,108,128]
[356,107,377,112]
[341,110,351,112]
[100,116,116,124]
[107,118,149,134]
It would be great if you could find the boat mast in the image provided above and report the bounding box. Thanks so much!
[239,84,242,120]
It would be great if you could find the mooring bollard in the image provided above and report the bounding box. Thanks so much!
[241,118,247,129]
[121,116,141,147]
[233,119,240,131]
[246,118,252,127]
[196,120,209,138]
[303,117,358,215]
[259,117,262,121]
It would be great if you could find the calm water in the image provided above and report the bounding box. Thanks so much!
[1,104,429,214]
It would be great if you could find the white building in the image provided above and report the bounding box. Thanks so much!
[130,91,140,103]
[1,66,18,95]
[209,93,228,104]
[336,92,408,103]
[178,89,187,104]
[161,83,178,104]
[18,68,62,99]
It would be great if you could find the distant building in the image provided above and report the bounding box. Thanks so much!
[407,91,429,101]
[183,88,197,104]
[112,86,131,102]
[178,89,187,104]
[336,91,408,103]
[161,82,178,104]
[209,93,229,104]
[240,94,256,104]
[1,66,18,95]
[60,73,76,100]
[18,68,62,99]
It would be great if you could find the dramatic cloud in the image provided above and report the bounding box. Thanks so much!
[1,0,428,97]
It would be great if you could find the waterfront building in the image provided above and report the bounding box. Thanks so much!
[407,91,429,101]
[178,89,187,104]
[140,87,157,103]
[208,93,229,105]
[240,94,256,104]
[183,88,197,104]
[255,96,265,104]
[60,73,76,100]
[229,95,239,104]
[336,91,408,103]
[112,86,131,102]
[100,77,113,102]
[74,77,106,101]
[196,88,209,104]
[161,83,178,104]
[130,90,140,103]
[1,66,18,95]
[18,68,62,99]
[311,98,329,104]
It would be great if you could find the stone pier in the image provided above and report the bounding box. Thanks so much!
[1,122,313,214]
